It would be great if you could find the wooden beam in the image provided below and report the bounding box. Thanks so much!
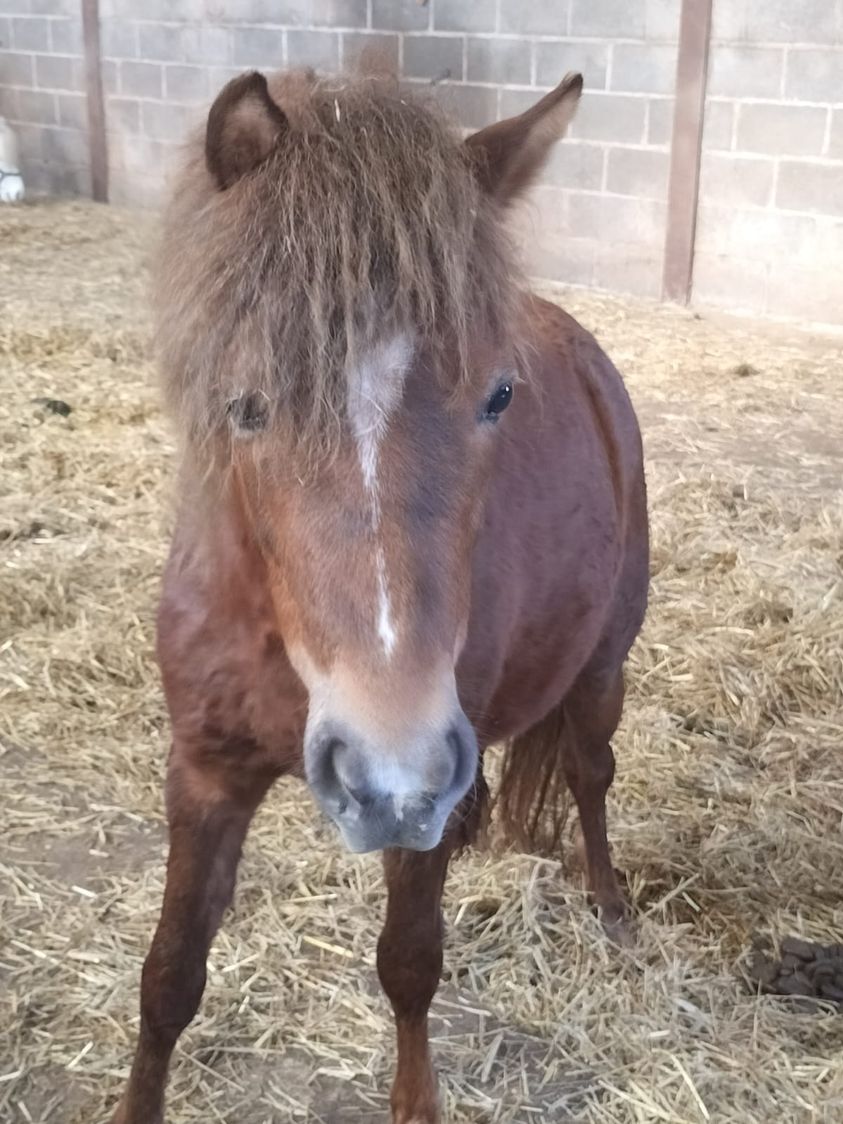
[81,0,108,202]
[662,0,713,303]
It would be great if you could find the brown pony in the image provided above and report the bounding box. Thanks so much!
[112,67,648,1124]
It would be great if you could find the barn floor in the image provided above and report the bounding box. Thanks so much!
[1,200,842,1124]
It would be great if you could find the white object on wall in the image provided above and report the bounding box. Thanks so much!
[0,117,25,203]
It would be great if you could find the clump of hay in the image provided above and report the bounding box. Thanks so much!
[2,201,843,1123]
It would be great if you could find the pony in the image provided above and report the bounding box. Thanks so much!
[112,66,648,1124]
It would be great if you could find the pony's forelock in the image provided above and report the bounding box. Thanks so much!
[156,70,520,469]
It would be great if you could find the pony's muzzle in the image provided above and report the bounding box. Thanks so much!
[305,713,478,853]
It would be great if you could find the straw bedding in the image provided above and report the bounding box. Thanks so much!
[1,200,842,1123]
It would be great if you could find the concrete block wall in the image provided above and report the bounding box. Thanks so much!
[694,2,843,324]
[0,0,90,195]
[491,1,680,298]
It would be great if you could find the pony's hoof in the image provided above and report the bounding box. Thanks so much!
[601,908,636,948]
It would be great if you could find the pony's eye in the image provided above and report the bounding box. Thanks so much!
[227,392,268,434]
[483,382,513,421]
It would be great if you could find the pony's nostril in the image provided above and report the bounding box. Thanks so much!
[347,785,375,809]
[446,725,463,756]
[311,735,347,801]
[446,725,466,781]
[445,719,478,796]
[313,736,376,813]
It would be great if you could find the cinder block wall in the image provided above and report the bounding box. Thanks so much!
[491,1,678,298]
[1,1,842,326]
[693,3,843,324]
[0,0,90,195]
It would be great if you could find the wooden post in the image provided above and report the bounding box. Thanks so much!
[81,0,108,202]
[661,0,713,303]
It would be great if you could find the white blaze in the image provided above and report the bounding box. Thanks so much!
[375,547,398,656]
[346,334,413,658]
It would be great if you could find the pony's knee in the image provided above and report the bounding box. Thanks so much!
[563,734,615,795]
[586,739,616,787]
[140,943,207,1042]
[377,924,443,1018]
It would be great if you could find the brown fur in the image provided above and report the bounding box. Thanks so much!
[157,71,518,466]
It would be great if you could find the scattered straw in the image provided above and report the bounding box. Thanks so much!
[1,201,842,1123]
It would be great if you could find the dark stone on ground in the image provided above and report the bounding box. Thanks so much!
[747,935,843,1008]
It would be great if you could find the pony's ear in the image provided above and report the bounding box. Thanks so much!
[205,71,287,190]
[465,73,583,204]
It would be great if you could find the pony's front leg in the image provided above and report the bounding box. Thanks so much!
[377,837,456,1124]
[112,747,275,1124]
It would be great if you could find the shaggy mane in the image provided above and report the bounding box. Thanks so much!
[156,70,519,463]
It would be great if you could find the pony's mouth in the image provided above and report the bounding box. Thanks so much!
[332,810,447,854]
[324,791,451,854]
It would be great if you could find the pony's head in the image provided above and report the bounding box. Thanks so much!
[158,69,581,851]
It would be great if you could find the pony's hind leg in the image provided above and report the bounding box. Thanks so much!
[111,742,276,1124]
[561,668,631,944]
